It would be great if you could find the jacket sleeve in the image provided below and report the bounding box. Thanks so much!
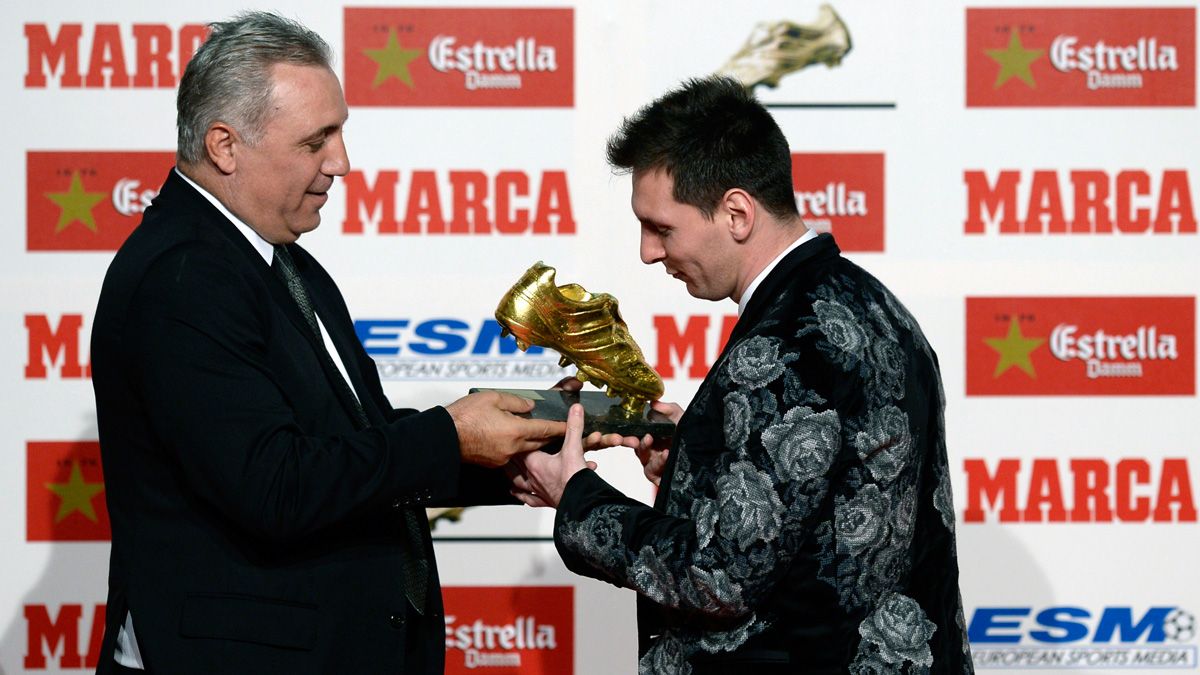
[553,331,860,622]
[126,242,463,544]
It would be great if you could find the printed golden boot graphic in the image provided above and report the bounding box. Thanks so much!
[496,262,664,416]
[716,3,852,89]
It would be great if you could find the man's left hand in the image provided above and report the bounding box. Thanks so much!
[510,403,593,508]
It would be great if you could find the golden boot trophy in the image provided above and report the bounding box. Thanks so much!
[493,262,670,434]
[716,3,852,89]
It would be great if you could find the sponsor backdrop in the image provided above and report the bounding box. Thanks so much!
[2,0,1196,672]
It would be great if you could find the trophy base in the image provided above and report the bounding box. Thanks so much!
[469,388,676,438]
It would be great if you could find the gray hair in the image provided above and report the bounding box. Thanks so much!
[176,11,333,164]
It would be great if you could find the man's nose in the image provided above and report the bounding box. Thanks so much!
[323,133,350,177]
[640,232,665,265]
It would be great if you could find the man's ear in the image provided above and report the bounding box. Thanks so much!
[722,188,756,243]
[204,122,238,175]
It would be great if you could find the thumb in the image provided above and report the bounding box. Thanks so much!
[493,391,536,413]
[562,403,587,463]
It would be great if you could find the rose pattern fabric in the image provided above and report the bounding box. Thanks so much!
[723,391,752,453]
[761,406,840,483]
[554,241,971,672]
[727,335,786,387]
[857,593,936,667]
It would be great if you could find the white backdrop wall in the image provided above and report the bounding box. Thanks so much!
[3,1,1198,673]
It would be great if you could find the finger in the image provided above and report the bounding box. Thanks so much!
[492,391,537,413]
[586,460,598,471]
[552,376,583,392]
[510,474,535,493]
[562,404,586,456]
[519,417,568,441]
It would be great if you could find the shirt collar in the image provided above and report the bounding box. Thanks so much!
[737,228,818,316]
[174,167,275,266]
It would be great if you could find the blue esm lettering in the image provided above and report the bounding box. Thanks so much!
[969,607,1174,644]
[355,318,546,356]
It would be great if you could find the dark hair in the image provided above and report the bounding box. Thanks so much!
[606,75,799,220]
[176,11,333,164]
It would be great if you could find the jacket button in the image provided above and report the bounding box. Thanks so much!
[388,612,405,629]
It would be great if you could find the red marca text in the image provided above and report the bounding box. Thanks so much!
[653,315,737,379]
[963,458,1196,523]
[25,23,207,88]
[26,314,89,379]
[343,170,575,234]
[964,169,1196,234]
[25,604,104,669]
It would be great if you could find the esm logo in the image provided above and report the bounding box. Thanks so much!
[355,317,570,381]
[970,605,1197,669]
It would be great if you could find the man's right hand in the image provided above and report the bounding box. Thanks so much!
[445,391,566,467]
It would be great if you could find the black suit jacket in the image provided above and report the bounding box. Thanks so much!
[554,235,972,673]
[91,169,508,674]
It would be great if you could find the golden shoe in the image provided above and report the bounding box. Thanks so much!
[716,4,852,89]
[495,262,664,416]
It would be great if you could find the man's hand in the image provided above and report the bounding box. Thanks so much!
[629,401,682,486]
[445,391,565,467]
[509,404,593,508]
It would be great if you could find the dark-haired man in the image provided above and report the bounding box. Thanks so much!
[91,11,563,674]
[513,76,973,673]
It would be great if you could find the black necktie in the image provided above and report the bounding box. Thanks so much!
[272,245,430,614]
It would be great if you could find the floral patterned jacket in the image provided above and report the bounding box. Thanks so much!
[554,234,973,674]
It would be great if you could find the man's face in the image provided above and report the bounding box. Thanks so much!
[228,63,349,244]
[632,168,737,301]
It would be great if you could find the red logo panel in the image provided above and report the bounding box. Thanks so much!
[792,153,885,252]
[966,8,1195,107]
[443,586,572,674]
[344,8,574,107]
[27,152,173,251]
[27,441,110,541]
[966,297,1195,396]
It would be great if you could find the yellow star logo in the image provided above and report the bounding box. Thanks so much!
[984,317,1045,378]
[45,171,106,233]
[363,28,422,89]
[45,461,105,523]
[985,29,1043,89]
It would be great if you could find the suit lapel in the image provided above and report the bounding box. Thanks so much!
[162,171,374,429]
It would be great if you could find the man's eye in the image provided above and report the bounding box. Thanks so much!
[306,140,325,152]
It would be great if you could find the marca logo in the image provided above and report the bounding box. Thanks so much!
[342,169,576,235]
[652,314,737,380]
[344,8,573,107]
[969,605,1197,669]
[965,297,1195,395]
[26,314,90,380]
[963,457,1196,523]
[443,586,572,674]
[25,22,206,88]
[963,169,1197,235]
[356,317,570,381]
[28,152,173,251]
[27,441,110,541]
[966,8,1195,107]
[25,603,105,670]
[793,153,885,252]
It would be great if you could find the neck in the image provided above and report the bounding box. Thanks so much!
[731,216,809,304]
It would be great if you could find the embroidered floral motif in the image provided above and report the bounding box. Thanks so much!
[854,405,913,484]
[934,459,956,531]
[716,461,784,550]
[836,484,891,556]
[858,593,936,667]
[761,406,840,483]
[727,336,786,387]
[814,298,869,358]
[723,391,753,453]
[639,634,691,675]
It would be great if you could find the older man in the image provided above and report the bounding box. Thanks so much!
[515,77,973,673]
[91,12,561,674]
